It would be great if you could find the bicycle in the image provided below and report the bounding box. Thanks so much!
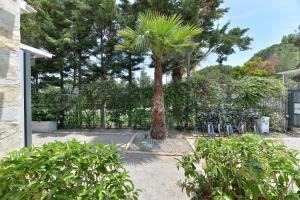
[237,112,247,134]
[218,110,235,136]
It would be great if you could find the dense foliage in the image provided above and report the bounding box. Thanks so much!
[0,140,138,200]
[282,26,300,67]
[21,0,251,90]
[33,70,285,131]
[32,86,65,121]
[177,134,300,199]
[249,43,299,73]
[241,26,300,81]
[32,71,153,129]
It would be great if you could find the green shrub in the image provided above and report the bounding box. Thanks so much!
[0,140,138,200]
[32,107,57,121]
[32,86,63,122]
[177,134,300,199]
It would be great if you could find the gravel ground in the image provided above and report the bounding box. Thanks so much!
[129,133,193,153]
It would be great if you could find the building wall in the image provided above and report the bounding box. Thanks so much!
[0,0,22,157]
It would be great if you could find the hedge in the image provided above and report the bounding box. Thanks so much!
[0,140,138,200]
[177,134,300,199]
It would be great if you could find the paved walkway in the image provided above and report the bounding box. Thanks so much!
[32,130,300,200]
[281,137,300,151]
[32,129,135,148]
[124,153,188,200]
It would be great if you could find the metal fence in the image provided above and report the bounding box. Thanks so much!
[261,95,287,132]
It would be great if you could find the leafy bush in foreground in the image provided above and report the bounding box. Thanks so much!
[177,134,300,200]
[0,140,138,200]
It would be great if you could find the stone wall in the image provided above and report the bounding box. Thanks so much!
[0,0,22,157]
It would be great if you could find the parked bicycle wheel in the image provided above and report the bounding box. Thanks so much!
[207,122,215,137]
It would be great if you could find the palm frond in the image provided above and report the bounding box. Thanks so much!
[132,31,151,52]
[117,11,201,56]
[172,25,201,44]
[117,27,136,41]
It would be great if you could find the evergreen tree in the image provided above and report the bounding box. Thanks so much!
[22,0,73,91]
[113,0,146,127]
[21,0,120,127]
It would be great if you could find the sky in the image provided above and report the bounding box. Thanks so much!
[203,0,300,67]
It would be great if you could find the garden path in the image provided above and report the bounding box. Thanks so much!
[124,153,189,200]
[282,137,300,152]
[32,129,133,148]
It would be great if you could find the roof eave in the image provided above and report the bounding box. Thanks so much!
[277,68,300,75]
[21,43,53,58]
[20,0,37,14]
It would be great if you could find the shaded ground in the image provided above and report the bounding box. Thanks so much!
[124,153,189,200]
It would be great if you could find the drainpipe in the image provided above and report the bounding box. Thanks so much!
[23,51,32,147]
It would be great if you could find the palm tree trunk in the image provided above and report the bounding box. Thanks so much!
[151,56,167,139]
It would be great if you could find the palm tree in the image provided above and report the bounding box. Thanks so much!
[116,12,201,139]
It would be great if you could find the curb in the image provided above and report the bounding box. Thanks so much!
[185,137,196,152]
[123,132,139,151]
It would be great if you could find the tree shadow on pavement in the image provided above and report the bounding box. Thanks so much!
[123,152,160,166]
